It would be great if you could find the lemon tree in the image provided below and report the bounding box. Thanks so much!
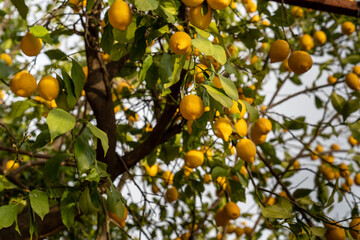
[0,0,360,239]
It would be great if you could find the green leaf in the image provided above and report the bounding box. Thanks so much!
[10,0,28,20]
[0,62,15,79]
[219,75,239,101]
[106,186,124,218]
[45,49,67,61]
[211,166,227,180]
[229,180,246,202]
[191,37,214,56]
[86,123,109,156]
[342,99,360,121]
[74,135,96,173]
[79,186,98,215]
[101,24,114,54]
[71,59,85,99]
[203,85,233,108]
[135,0,159,11]
[44,153,67,183]
[0,205,17,229]
[3,100,35,124]
[159,53,174,83]
[243,101,259,122]
[260,198,293,219]
[46,108,76,141]
[129,27,147,61]
[29,190,49,220]
[310,227,326,237]
[350,120,360,142]
[212,45,227,65]
[139,55,153,82]
[293,188,313,199]
[164,55,186,90]
[330,92,345,114]
[325,179,338,208]
[33,129,51,150]
[30,25,49,38]
[86,0,95,11]
[60,70,77,109]
[60,190,76,230]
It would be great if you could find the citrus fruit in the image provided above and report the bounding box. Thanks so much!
[288,51,313,74]
[252,118,272,135]
[116,80,131,94]
[341,21,355,35]
[291,6,303,18]
[187,120,193,134]
[227,99,246,117]
[207,0,231,10]
[251,15,260,22]
[224,201,240,219]
[108,206,127,227]
[330,144,340,151]
[339,163,350,178]
[212,76,223,88]
[234,118,248,137]
[345,72,360,90]
[349,136,359,146]
[165,186,178,203]
[246,1,257,13]
[145,164,158,177]
[10,71,37,97]
[213,117,233,142]
[185,149,204,168]
[346,176,354,186]
[300,34,314,51]
[0,53,11,65]
[169,32,192,55]
[313,30,327,45]
[269,40,290,63]
[355,173,360,185]
[250,55,259,65]
[315,144,324,152]
[152,184,159,194]
[195,64,210,83]
[281,58,291,72]
[235,227,244,237]
[214,208,229,226]
[5,160,19,171]
[203,173,212,184]
[181,0,204,7]
[353,65,360,75]
[179,94,204,120]
[189,4,212,30]
[69,0,87,12]
[250,129,267,145]
[327,75,337,84]
[83,66,88,82]
[21,32,42,57]
[38,76,60,101]
[349,218,360,239]
[216,176,227,190]
[325,222,345,240]
[182,165,193,177]
[108,0,132,31]
[236,138,256,163]
[200,55,221,70]
[162,170,174,185]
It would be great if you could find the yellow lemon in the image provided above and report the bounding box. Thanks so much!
[341,21,355,35]
[353,65,360,75]
[10,71,37,97]
[246,1,257,13]
[355,173,360,186]
[108,0,132,31]
[69,0,87,12]
[83,66,88,82]
[162,170,174,185]
[261,19,270,26]
[145,164,158,177]
[212,76,223,88]
[189,4,212,30]
[236,138,256,163]
[281,58,291,72]
[250,129,267,145]
[185,149,204,168]
[21,32,42,57]
[38,76,60,101]
[339,163,350,178]
[214,208,229,227]
[207,0,231,10]
[169,32,192,55]
[5,160,19,171]
[165,186,178,203]
[350,218,360,239]
[227,99,246,117]
[179,94,204,120]
[187,120,193,134]
[252,118,272,135]
[203,173,212,184]
[235,227,244,237]
[291,6,303,18]
[315,144,324,152]
[250,15,260,22]
[0,53,12,65]
[349,136,358,146]
[269,40,290,63]
[216,176,227,190]
[300,34,314,51]
[327,75,337,84]
[313,30,327,45]
[345,72,360,90]
[195,64,210,83]
[181,0,204,7]
[330,144,340,151]
[116,80,131,94]
[224,201,240,219]
[325,222,345,240]
[234,118,248,137]
[182,165,193,177]
[288,51,313,74]
[152,184,159,194]
[250,55,259,65]
[213,117,233,142]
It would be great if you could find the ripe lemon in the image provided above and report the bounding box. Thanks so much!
[189,4,212,30]
[227,99,246,117]
[224,201,240,219]
[339,163,350,178]
[315,144,324,152]
[250,15,260,22]
[291,6,303,18]
[212,76,223,88]
[169,32,192,55]
[165,186,178,203]
[207,0,231,10]
[250,55,259,65]
[83,66,88,82]
[330,144,340,151]
[216,176,227,190]
[269,40,290,63]
[38,76,60,101]
[152,184,159,194]
[327,75,337,84]
[0,53,12,65]
[179,94,204,120]
[234,118,247,137]
[187,120,193,134]
[21,32,42,57]
[252,118,272,135]
[350,218,360,239]
[69,0,86,12]
[5,160,19,171]
[250,129,267,145]
[288,51,313,74]
[235,227,244,237]
[300,34,314,51]
[182,165,193,177]
[185,149,204,168]
[313,30,327,45]
[281,58,291,72]
[181,0,204,7]
[10,71,37,97]
[345,73,360,90]
[108,0,132,31]
[245,1,257,13]
[203,173,212,184]
[215,208,229,227]
[353,65,360,75]
[145,164,158,177]
[213,117,233,142]
[349,136,358,146]
[162,170,174,185]
[195,64,210,83]
[325,222,345,240]
[355,173,360,185]
[200,55,221,70]
[341,21,355,35]
[116,80,131,94]
[236,138,256,163]
[346,176,354,186]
